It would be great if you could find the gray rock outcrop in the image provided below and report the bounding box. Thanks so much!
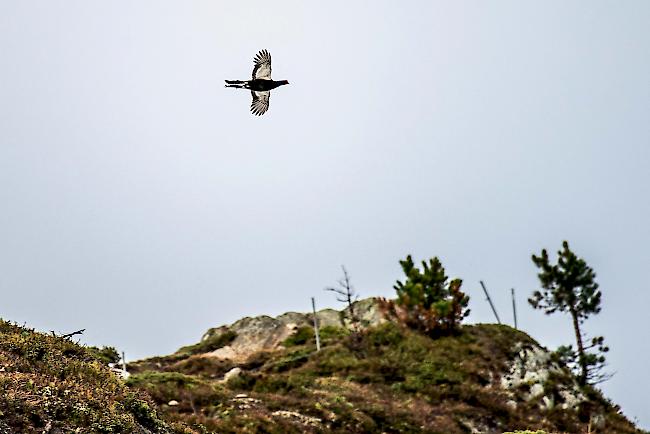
[199,298,385,362]
[500,341,586,411]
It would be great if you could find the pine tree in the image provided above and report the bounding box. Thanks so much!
[383,255,470,336]
[529,241,610,385]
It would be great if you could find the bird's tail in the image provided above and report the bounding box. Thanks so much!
[225,79,246,88]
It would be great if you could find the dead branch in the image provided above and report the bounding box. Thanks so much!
[61,329,85,339]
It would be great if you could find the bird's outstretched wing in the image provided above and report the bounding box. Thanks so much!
[250,90,270,116]
[252,49,272,80]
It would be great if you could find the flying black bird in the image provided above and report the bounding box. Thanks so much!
[225,50,289,116]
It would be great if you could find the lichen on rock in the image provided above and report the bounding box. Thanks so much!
[500,342,585,410]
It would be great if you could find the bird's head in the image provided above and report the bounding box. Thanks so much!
[280,80,289,85]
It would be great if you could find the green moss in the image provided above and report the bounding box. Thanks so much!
[174,330,236,356]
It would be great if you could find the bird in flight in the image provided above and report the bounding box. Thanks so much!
[225,49,289,116]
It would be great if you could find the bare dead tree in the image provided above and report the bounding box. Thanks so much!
[61,329,85,339]
[49,328,85,344]
[325,265,360,331]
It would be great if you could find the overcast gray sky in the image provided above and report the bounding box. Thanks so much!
[1,0,648,428]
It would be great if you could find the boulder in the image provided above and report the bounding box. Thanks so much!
[200,298,386,363]
[222,367,242,383]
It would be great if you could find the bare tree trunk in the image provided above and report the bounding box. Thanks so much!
[341,267,359,331]
[569,305,587,385]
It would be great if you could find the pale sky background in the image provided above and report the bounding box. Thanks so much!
[1,0,648,428]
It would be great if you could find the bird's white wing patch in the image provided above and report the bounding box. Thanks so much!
[252,49,272,80]
[250,90,270,116]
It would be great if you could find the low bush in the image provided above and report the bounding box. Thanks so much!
[0,319,176,433]
[175,330,237,357]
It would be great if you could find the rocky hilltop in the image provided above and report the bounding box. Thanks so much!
[0,300,644,433]
[198,298,384,362]
[126,298,644,434]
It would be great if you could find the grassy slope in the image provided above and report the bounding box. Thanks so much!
[0,319,187,434]
[127,323,643,434]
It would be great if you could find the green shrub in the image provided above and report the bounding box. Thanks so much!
[253,372,313,394]
[364,322,403,347]
[267,348,312,373]
[126,372,201,404]
[87,346,120,365]
[282,326,314,347]
[283,325,349,348]
[175,330,236,356]
[225,371,257,391]
[122,394,168,432]
[169,356,234,378]
[314,347,360,376]
[127,371,200,388]
[320,325,349,342]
